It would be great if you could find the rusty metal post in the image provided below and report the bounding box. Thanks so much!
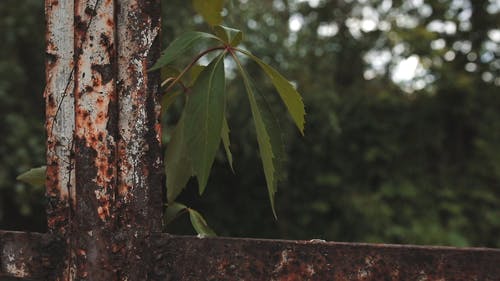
[73,0,119,279]
[45,0,162,279]
[45,0,75,279]
[114,0,163,279]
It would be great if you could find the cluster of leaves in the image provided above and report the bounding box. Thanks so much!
[153,4,305,235]
[159,0,500,248]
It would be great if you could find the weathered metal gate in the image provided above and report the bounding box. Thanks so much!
[1,0,500,280]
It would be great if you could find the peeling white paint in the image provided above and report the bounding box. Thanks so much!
[272,249,315,280]
[357,268,369,279]
[308,239,326,243]
[45,0,75,204]
[306,264,315,275]
[273,249,290,272]
[45,1,76,280]
[6,257,28,277]
[416,270,429,281]
[2,245,28,277]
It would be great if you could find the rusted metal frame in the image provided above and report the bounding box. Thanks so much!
[13,0,500,281]
[0,231,65,280]
[151,234,500,281]
[2,231,500,280]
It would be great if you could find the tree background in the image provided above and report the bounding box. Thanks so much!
[0,0,499,247]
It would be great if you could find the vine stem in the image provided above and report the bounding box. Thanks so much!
[228,48,251,90]
[163,46,226,94]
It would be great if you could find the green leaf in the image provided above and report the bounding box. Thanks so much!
[239,49,306,135]
[221,116,234,172]
[254,88,286,184]
[150,32,219,71]
[235,62,284,218]
[165,202,188,225]
[161,90,181,114]
[189,64,206,86]
[193,0,225,26]
[160,66,181,82]
[166,114,193,203]
[184,54,226,194]
[213,25,243,47]
[188,208,217,237]
[16,166,46,187]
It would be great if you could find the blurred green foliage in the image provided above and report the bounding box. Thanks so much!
[1,0,499,247]
[0,0,46,231]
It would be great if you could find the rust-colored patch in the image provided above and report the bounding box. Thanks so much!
[106,18,114,27]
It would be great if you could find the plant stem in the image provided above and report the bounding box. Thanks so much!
[228,48,251,90]
[163,46,226,94]
[234,47,252,57]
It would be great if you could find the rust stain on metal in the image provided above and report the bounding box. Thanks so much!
[74,0,117,225]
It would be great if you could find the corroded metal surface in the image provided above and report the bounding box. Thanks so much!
[45,0,75,236]
[115,0,163,279]
[2,231,500,280]
[116,0,162,232]
[74,0,117,227]
[44,0,75,279]
[73,0,118,279]
[0,231,65,280]
[44,0,163,279]
[151,235,500,281]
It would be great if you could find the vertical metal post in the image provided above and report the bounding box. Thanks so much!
[45,0,162,279]
[73,0,118,279]
[115,0,162,279]
[45,0,75,279]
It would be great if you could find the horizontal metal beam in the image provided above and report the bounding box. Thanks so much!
[150,234,500,281]
[2,230,500,280]
[0,231,64,280]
